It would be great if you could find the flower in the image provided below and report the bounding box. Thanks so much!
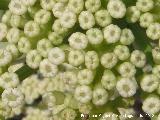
[130,50,146,68]
[78,69,94,85]
[0,72,19,89]
[60,10,77,29]
[85,51,99,70]
[79,11,95,30]
[26,50,42,69]
[136,0,154,12]
[140,74,159,93]
[68,32,88,50]
[101,69,117,90]
[142,96,160,114]
[74,85,92,103]
[40,0,56,10]
[68,0,84,14]
[116,78,137,98]
[48,47,65,65]
[101,52,118,69]
[126,6,141,23]
[95,9,112,27]
[86,28,103,45]
[85,0,101,13]
[0,23,8,41]
[107,0,126,19]
[92,88,108,106]
[24,21,40,38]
[37,38,52,58]
[34,9,51,25]
[103,24,121,44]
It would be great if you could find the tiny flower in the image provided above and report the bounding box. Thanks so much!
[126,6,141,23]
[114,45,130,61]
[140,74,159,93]
[140,12,154,28]
[26,50,42,69]
[62,71,78,93]
[142,96,160,114]
[101,69,117,90]
[68,0,84,14]
[20,75,40,104]
[61,108,77,120]
[52,2,66,18]
[21,0,37,6]
[78,69,94,85]
[146,22,160,40]
[152,65,160,78]
[0,72,19,89]
[79,11,95,30]
[74,85,92,103]
[6,44,19,59]
[10,14,26,28]
[152,47,160,64]
[101,52,118,69]
[39,59,58,78]
[34,9,51,25]
[42,92,56,109]
[95,9,112,27]
[18,37,31,54]
[130,50,146,68]
[24,21,40,38]
[120,28,135,45]
[9,0,27,15]
[68,32,88,50]
[0,23,7,41]
[118,62,136,78]
[2,88,24,108]
[136,0,154,12]
[48,32,63,45]
[116,78,137,98]
[1,10,12,25]
[103,24,121,44]
[6,27,21,44]
[92,88,108,106]
[52,19,69,35]
[85,51,99,70]
[107,0,126,19]
[68,50,84,66]
[85,0,101,13]
[60,10,77,29]
[40,0,56,10]
[48,47,65,65]
[0,49,12,67]
[37,38,52,58]
[86,28,103,45]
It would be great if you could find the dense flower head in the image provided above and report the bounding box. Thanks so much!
[0,0,160,119]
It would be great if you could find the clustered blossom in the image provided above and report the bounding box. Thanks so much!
[0,0,160,119]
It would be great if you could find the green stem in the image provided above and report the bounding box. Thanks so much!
[15,64,37,81]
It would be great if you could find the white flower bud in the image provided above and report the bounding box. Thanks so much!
[107,0,126,19]
[103,24,121,44]
[79,11,95,30]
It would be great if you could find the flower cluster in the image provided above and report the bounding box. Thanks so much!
[0,0,160,119]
